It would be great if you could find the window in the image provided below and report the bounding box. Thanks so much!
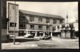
[38,17,42,22]
[57,26,60,29]
[38,25,43,30]
[19,31,22,33]
[30,25,34,29]
[19,17,25,22]
[10,22,16,27]
[29,16,34,22]
[46,18,50,23]
[53,18,57,24]
[46,26,50,30]
[52,27,56,31]
[19,23,26,29]
[62,24,65,28]
[20,24,23,27]
[60,20,63,24]
[69,24,73,28]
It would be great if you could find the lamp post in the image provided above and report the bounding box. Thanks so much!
[47,23,50,36]
[66,13,68,27]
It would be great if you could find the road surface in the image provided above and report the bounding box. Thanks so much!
[1,37,79,49]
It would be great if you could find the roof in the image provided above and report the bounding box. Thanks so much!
[19,10,64,20]
[8,3,19,6]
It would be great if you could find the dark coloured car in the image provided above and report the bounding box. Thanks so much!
[41,35,51,40]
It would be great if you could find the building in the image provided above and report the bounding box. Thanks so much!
[6,3,65,38]
[7,3,19,37]
[19,10,64,37]
[73,20,79,37]
[1,2,19,42]
[1,1,7,42]
[60,20,79,38]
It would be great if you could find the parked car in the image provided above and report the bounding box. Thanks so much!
[24,34,31,38]
[40,35,51,40]
[24,34,34,38]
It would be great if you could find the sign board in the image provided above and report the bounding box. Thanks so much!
[8,3,19,31]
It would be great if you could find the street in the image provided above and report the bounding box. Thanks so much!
[1,37,79,49]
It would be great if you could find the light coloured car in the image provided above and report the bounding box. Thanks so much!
[24,34,31,38]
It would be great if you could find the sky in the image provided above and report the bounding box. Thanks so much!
[7,1,78,23]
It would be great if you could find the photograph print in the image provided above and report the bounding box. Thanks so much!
[1,1,79,49]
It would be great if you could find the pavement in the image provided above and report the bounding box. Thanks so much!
[1,37,79,50]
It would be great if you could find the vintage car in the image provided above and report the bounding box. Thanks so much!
[40,35,51,40]
[24,34,35,38]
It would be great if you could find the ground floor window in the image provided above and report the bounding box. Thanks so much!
[19,31,26,36]
[37,32,43,36]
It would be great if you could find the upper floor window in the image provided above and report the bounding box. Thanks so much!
[46,26,50,30]
[60,20,64,24]
[19,23,26,29]
[46,18,50,23]
[38,17,42,22]
[52,27,56,31]
[30,25,34,29]
[38,25,43,30]
[19,17,25,22]
[29,16,34,22]
[53,18,57,24]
